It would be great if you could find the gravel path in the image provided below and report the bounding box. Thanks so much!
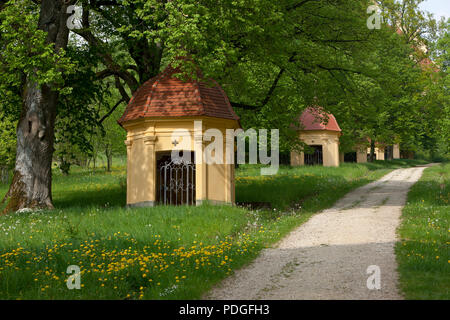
[206,165,433,300]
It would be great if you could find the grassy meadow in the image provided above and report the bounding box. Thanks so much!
[0,159,428,299]
[396,162,450,299]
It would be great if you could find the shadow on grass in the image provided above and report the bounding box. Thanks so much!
[236,174,380,210]
[52,172,372,212]
[237,159,428,210]
[53,187,126,209]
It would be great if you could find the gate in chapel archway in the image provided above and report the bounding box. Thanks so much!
[304,145,323,165]
[156,151,196,206]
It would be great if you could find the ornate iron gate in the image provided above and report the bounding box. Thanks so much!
[304,145,323,165]
[384,146,394,160]
[157,154,196,206]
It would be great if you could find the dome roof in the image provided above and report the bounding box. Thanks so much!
[118,65,239,125]
[298,107,341,132]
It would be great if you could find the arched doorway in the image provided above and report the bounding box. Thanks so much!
[384,146,394,160]
[304,145,323,165]
[156,151,196,205]
[344,152,357,163]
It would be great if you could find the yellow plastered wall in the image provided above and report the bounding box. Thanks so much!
[340,145,368,164]
[377,147,385,160]
[290,130,341,167]
[122,117,240,207]
[356,145,368,163]
[366,146,385,160]
[393,144,400,159]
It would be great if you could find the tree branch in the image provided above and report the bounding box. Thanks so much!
[229,102,260,110]
[99,99,125,124]
[287,0,319,11]
[91,0,120,6]
[230,67,285,111]
[230,54,295,111]
[114,76,130,103]
[96,69,119,80]
[261,68,285,106]
[316,64,362,74]
[72,8,140,92]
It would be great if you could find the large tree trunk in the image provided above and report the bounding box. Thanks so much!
[2,0,70,213]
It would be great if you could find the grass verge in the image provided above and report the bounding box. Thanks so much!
[396,162,449,299]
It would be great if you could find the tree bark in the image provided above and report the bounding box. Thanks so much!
[2,0,71,213]
[105,144,112,172]
[0,166,8,185]
[369,140,376,162]
[107,155,112,172]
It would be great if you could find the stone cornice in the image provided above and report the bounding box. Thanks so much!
[144,135,157,145]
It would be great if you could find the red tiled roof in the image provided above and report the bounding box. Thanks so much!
[118,65,239,125]
[297,107,341,132]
